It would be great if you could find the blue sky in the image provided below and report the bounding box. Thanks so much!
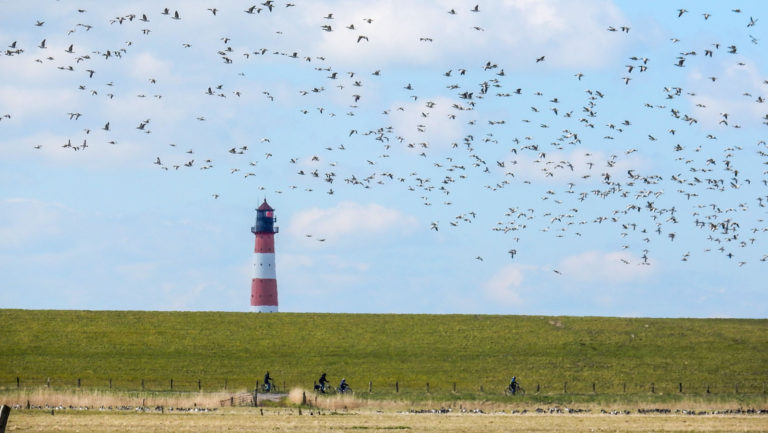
[1,1,767,317]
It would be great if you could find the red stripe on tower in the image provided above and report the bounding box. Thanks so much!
[250,199,278,312]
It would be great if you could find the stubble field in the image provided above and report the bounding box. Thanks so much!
[5,408,768,433]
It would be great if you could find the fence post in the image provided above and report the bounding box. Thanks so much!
[592,382,596,393]
[734,383,739,394]
[252,389,258,407]
[77,378,81,388]
[302,391,306,406]
[563,382,567,394]
[426,382,430,393]
[109,378,112,389]
[170,379,173,390]
[141,379,145,390]
[623,382,626,393]
[453,382,456,393]
[395,382,399,393]
[650,382,655,393]
[706,384,710,394]
[480,385,484,393]
[679,383,682,393]
[536,384,540,393]
[16,377,19,389]
[47,378,51,389]
[368,381,372,393]
[198,379,201,391]
[0,405,11,433]
[224,378,228,390]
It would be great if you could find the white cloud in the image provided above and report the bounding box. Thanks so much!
[0,198,70,247]
[688,60,768,128]
[293,0,627,69]
[388,96,468,151]
[503,149,650,183]
[484,263,529,305]
[129,51,174,81]
[287,201,418,244]
[559,250,654,283]
[0,86,78,121]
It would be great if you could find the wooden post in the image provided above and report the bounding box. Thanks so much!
[170,379,173,390]
[706,384,710,394]
[563,382,567,394]
[426,382,430,393]
[651,382,655,393]
[77,378,81,388]
[592,382,596,393]
[395,382,399,393]
[302,391,307,405]
[141,379,144,390]
[623,382,626,393]
[368,381,372,393]
[16,377,19,389]
[230,396,234,406]
[679,382,683,393]
[536,384,540,393]
[0,405,11,433]
[224,378,228,390]
[453,382,456,393]
[198,379,201,390]
[109,378,112,389]
[734,383,739,394]
[47,378,50,389]
[252,389,258,407]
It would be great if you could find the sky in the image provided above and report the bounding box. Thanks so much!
[1,1,767,317]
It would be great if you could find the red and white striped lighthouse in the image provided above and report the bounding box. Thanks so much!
[250,199,278,312]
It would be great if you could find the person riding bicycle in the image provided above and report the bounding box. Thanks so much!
[264,371,274,392]
[338,378,349,393]
[318,373,329,393]
[509,376,518,395]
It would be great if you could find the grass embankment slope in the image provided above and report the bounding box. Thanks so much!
[2,310,766,398]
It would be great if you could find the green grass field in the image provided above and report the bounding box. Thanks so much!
[2,310,767,400]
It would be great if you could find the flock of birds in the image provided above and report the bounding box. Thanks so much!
[2,2,767,271]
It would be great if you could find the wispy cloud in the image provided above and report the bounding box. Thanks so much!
[559,250,654,283]
[287,201,418,244]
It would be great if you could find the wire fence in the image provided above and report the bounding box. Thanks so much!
[2,376,766,396]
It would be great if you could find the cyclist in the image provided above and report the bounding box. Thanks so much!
[318,372,329,393]
[338,378,349,393]
[264,371,274,392]
[508,376,518,395]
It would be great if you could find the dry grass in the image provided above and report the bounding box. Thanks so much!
[4,387,766,415]
[0,388,235,409]
[5,409,768,433]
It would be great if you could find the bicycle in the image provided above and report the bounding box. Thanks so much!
[336,385,353,394]
[504,384,526,396]
[263,382,279,393]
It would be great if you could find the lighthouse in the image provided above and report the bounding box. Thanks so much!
[250,199,279,312]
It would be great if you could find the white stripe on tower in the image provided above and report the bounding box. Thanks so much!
[253,253,276,279]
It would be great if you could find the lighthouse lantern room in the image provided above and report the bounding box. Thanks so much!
[250,199,279,312]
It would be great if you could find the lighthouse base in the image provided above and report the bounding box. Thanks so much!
[250,305,278,313]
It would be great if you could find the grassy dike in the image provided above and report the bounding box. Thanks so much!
[2,310,767,401]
